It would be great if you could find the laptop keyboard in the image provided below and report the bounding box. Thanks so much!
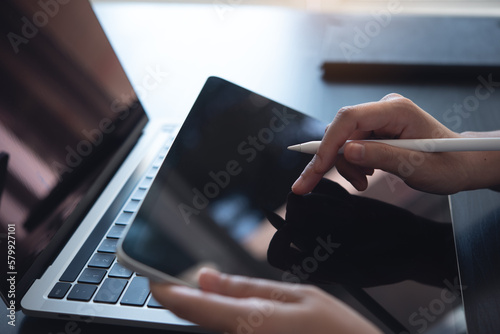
[47,127,177,308]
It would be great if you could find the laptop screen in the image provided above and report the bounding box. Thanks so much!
[0,0,147,302]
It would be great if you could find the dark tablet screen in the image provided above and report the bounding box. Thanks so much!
[121,76,324,278]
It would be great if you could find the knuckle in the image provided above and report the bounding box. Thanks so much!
[324,122,331,133]
[388,95,414,109]
[396,96,414,108]
[309,156,329,175]
[381,92,404,101]
[379,143,396,162]
[382,95,419,117]
[336,105,356,120]
[219,273,246,295]
[299,284,322,296]
[230,275,253,291]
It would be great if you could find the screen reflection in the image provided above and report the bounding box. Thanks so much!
[0,0,147,302]
[122,77,325,283]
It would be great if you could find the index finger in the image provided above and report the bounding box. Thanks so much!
[292,95,415,195]
[150,283,288,333]
[150,284,252,331]
[198,268,303,301]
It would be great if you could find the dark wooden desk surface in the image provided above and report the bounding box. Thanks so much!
[3,3,500,334]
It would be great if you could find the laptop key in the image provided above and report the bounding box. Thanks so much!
[78,268,106,284]
[131,187,147,200]
[67,284,97,301]
[152,156,164,168]
[48,282,72,299]
[139,177,153,189]
[123,199,140,213]
[88,253,115,268]
[115,212,134,225]
[147,296,165,309]
[109,262,133,278]
[145,166,159,178]
[107,225,126,239]
[94,278,128,304]
[120,276,150,306]
[98,238,118,253]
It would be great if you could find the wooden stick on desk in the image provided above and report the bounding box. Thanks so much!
[322,62,500,83]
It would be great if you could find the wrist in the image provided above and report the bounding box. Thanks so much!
[475,151,500,191]
[458,132,500,191]
[458,151,500,191]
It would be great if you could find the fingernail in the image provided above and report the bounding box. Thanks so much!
[169,285,196,294]
[199,267,222,291]
[347,143,365,161]
[292,175,304,191]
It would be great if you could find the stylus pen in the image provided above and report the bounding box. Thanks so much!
[287,138,500,155]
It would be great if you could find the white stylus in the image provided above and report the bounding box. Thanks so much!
[287,138,500,155]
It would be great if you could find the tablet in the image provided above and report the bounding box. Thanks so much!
[117,76,323,284]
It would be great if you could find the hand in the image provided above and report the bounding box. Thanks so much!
[291,94,479,195]
[267,178,458,288]
[150,268,382,334]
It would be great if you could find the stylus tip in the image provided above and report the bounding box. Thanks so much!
[287,144,301,152]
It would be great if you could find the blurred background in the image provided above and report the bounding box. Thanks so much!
[94,0,500,16]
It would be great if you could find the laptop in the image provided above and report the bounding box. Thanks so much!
[0,0,201,330]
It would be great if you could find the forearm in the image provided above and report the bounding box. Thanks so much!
[460,130,500,191]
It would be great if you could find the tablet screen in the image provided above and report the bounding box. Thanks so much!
[122,76,323,277]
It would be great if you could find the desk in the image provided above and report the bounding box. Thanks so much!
[3,3,500,334]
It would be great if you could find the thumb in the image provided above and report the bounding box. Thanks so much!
[343,141,425,180]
